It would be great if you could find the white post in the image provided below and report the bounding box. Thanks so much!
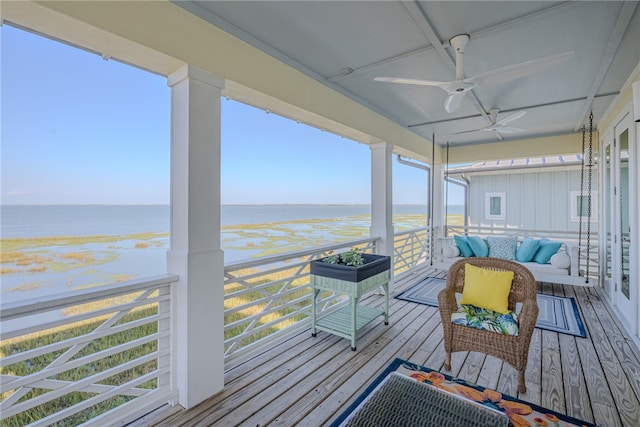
[167,64,225,408]
[370,142,394,263]
[431,161,445,236]
[430,160,446,263]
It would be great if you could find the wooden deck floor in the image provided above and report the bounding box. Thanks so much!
[134,266,640,427]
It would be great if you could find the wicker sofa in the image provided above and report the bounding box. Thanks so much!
[433,236,584,286]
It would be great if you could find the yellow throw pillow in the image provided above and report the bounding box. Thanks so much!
[459,263,514,314]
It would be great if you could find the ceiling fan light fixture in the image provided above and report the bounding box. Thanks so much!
[449,34,470,52]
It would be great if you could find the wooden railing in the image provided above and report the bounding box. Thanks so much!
[0,275,178,427]
[393,227,430,277]
[222,228,435,367]
[222,237,380,367]
[1,229,433,424]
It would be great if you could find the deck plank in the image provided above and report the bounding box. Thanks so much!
[521,327,542,405]
[294,307,437,426]
[574,286,640,427]
[587,287,640,400]
[559,333,594,423]
[477,355,504,391]
[455,351,486,385]
[204,299,417,426]
[541,330,566,414]
[263,303,432,426]
[131,268,640,427]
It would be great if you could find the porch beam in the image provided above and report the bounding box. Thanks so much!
[446,133,589,164]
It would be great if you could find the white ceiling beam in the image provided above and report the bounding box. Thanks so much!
[332,2,577,84]
[573,1,639,132]
[326,46,433,83]
[472,2,576,39]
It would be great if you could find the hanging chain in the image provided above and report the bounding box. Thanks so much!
[578,125,585,263]
[445,142,450,235]
[430,133,436,265]
[619,140,626,285]
[585,111,593,283]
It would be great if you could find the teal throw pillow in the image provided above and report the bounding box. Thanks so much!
[467,236,489,257]
[516,237,540,262]
[454,235,474,258]
[487,236,517,260]
[533,239,562,264]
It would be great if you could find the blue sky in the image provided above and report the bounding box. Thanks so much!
[1,24,462,206]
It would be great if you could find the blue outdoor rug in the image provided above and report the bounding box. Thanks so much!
[396,277,587,337]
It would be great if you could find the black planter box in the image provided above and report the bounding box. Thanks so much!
[310,254,391,283]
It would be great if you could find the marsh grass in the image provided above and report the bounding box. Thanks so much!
[5,281,42,292]
[1,250,121,277]
[0,233,169,253]
[0,232,168,278]
[223,263,312,351]
[446,213,464,226]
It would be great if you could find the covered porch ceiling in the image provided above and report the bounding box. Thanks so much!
[3,1,639,161]
[175,1,639,148]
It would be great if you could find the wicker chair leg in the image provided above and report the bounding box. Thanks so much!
[444,353,451,371]
[517,371,526,393]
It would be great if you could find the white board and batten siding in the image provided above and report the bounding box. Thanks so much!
[467,168,598,232]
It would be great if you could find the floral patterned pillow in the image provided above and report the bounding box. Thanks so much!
[451,304,519,336]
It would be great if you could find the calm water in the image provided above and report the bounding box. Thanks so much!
[0,204,458,303]
[1,205,171,238]
[0,204,447,238]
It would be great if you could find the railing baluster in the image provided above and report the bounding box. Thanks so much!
[0,275,177,426]
[1,229,434,425]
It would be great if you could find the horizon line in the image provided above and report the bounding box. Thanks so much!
[0,203,459,207]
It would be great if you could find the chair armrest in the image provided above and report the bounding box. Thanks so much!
[564,243,580,276]
[437,288,458,319]
[518,298,539,336]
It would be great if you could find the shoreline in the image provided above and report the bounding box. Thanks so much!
[1,211,462,304]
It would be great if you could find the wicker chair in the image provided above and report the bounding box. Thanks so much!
[438,257,539,393]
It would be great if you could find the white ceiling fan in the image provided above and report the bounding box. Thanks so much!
[446,109,527,135]
[375,34,574,113]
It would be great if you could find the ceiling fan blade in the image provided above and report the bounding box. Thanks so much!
[444,92,466,113]
[470,51,574,86]
[495,110,527,126]
[494,126,526,133]
[374,76,450,88]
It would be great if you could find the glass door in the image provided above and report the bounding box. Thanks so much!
[603,138,613,290]
[613,113,633,320]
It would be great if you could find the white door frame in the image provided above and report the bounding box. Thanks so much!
[601,130,614,296]
[610,109,636,330]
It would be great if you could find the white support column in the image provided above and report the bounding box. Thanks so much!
[431,161,446,237]
[167,64,225,408]
[429,160,446,264]
[370,142,394,261]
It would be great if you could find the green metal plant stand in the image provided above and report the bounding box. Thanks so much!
[311,270,390,351]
